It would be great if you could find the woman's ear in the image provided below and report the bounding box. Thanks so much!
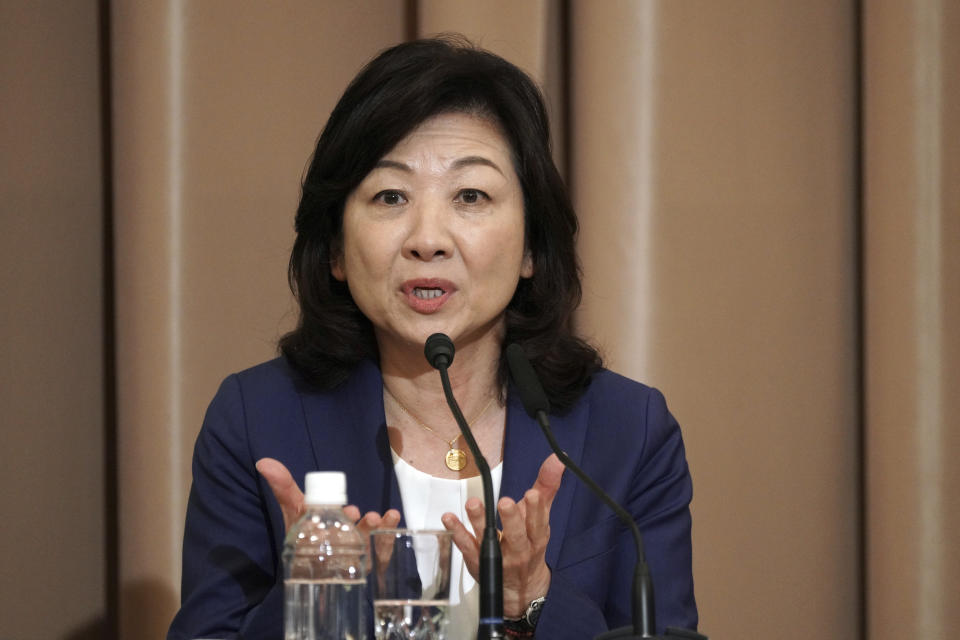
[520,249,534,278]
[330,247,346,282]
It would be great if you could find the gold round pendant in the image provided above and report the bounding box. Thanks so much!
[445,448,467,471]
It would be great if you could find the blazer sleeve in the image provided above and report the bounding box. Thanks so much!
[167,374,284,640]
[533,385,698,638]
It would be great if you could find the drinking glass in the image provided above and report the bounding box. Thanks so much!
[370,529,453,640]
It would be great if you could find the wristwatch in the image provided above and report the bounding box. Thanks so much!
[504,596,546,635]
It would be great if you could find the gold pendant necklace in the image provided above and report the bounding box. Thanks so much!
[385,387,495,471]
[444,442,468,472]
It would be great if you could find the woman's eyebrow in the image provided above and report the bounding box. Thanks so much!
[372,159,411,172]
[372,155,504,175]
[450,155,503,176]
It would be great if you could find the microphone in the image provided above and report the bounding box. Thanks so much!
[424,333,505,639]
[424,333,455,368]
[506,344,707,640]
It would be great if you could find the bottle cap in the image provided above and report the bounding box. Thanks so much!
[304,471,348,505]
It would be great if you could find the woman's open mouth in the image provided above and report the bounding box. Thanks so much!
[413,287,444,299]
[402,279,455,313]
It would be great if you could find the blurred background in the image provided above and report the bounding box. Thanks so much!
[1,1,957,638]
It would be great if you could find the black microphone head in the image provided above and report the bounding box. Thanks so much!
[505,343,551,417]
[424,333,455,369]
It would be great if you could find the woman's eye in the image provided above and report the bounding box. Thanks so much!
[457,189,488,204]
[374,190,406,206]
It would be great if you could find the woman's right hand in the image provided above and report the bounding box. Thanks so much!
[256,457,401,534]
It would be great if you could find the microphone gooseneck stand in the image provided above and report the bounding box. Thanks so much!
[505,344,707,640]
[424,333,505,640]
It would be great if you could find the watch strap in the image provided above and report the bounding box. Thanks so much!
[503,596,546,636]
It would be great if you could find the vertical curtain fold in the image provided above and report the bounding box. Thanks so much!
[570,0,658,377]
[863,1,960,637]
[112,2,187,634]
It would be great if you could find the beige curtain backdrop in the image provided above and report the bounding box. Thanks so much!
[2,1,957,639]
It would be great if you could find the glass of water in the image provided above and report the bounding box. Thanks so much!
[370,529,453,640]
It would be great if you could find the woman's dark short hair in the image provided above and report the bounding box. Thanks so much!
[280,35,601,411]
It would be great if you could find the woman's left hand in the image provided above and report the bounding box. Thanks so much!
[441,453,565,619]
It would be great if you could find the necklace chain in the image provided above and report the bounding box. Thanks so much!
[384,386,496,447]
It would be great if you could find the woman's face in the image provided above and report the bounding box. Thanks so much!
[333,112,533,359]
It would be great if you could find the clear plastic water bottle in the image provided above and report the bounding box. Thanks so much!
[283,471,367,640]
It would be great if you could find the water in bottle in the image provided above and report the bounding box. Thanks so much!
[283,471,367,640]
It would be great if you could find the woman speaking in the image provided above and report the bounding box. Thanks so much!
[168,36,698,640]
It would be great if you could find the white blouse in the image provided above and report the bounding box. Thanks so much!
[391,450,503,640]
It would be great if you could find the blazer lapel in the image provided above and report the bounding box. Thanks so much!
[300,360,406,524]
[501,384,590,568]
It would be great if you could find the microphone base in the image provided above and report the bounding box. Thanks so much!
[595,627,708,640]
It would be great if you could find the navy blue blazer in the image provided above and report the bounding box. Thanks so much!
[168,357,698,639]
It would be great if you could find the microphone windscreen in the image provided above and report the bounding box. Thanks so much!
[505,343,550,417]
[424,333,455,369]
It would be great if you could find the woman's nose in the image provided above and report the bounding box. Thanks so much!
[402,199,453,261]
